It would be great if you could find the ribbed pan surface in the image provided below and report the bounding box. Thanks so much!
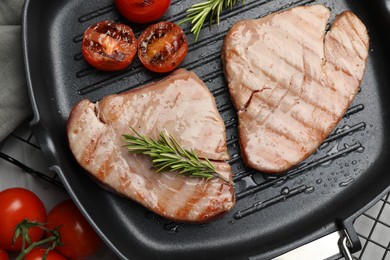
[23,0,390,259]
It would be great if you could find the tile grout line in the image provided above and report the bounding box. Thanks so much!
[357,193,390,259]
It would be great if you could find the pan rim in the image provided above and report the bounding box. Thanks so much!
[21,0,390,258]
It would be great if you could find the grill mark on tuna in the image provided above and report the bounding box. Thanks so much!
[290,109,328,135]
[176,181,211,220]
[97,153,113,181]
[253,130,293,164]
[247,53,303,92]
[240,81,338,137]
[81,132,102,165]
[263,123,305,145]
[325,56,355,79]
[251,94,317,139]
[239,72,290,113]
[324,16,368,80]
[177,190,205,219]
[252,51,304,84]
[243,74,339,119]
[273,10,321,47]
[327,33,360,76]
[241,43,345,118]
[342,27,365,61]
[344,13,369,49]
[118,172,132,194]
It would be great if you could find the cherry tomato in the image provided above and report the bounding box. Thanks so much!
[46,200,101,259]
[114,0,171,24]
[82,20,137,71]
[0,248,9,260]
[0,188,47,251]
[25,247,67,260]
[138,21,188,73]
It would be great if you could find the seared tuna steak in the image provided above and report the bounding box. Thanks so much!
[222,5,369,173]
[67,69,235,222]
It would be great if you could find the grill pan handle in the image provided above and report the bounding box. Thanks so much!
[271,227,360,260]
[339,234,354,260]
[28,119,61,169]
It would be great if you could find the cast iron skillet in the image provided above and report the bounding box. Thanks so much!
[22,0,390,259]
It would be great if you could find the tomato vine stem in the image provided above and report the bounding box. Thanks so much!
[13,219,62,260]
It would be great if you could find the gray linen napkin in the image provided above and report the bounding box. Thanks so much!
[0,0,32,141]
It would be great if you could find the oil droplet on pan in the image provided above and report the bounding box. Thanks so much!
[281,187,290,195]
[339,178,355,187]
[304,186,315,194]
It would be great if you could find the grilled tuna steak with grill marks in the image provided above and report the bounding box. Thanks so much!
[67,69,235,222]
[222,5,369,173]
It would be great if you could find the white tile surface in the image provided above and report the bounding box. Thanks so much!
[354,215,375,237]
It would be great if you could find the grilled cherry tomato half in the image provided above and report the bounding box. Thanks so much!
[114,0,171,24]
[24,247,67,260]
[0,188,47,251]
[82,20,137,71]
[46,200,101,259]
[138,21,188,73]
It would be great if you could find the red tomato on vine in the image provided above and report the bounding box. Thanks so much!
[46,200,102,259]
[0,247,9,260]
[115,0,171,24]
[24,247,67,260]
[0,188,47,251]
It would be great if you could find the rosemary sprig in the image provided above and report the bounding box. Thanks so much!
[123,128,232,184]
[179,0,244,41]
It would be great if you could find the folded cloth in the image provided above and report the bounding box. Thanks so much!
[0,0,32,141]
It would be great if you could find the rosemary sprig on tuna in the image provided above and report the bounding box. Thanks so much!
[179,0,244,41]
[123,128,232,184]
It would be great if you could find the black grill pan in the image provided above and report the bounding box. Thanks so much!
[22,0,390,259]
